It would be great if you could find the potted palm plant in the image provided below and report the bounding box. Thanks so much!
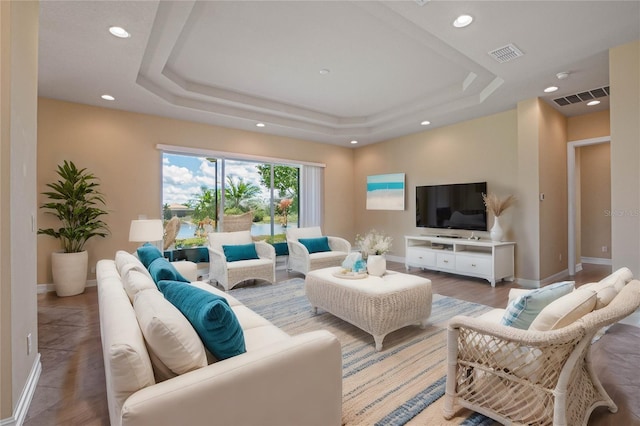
[38,161,109,296]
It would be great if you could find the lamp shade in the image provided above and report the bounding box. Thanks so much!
[129,219,164,242]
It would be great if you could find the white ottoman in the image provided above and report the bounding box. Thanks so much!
[305,266,433,351]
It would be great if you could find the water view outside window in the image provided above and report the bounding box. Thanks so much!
[162,153,299,248]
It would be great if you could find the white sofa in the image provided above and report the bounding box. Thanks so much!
[97,251,342,426]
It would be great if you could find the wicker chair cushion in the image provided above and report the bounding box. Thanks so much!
[529,289,597,331]
[598,266,633,291]
[501,281,574,329]
[298,237,331,254]
[222,243,259,262]
[579,278,622,309]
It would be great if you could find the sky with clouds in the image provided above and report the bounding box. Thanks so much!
[162,153,270,206]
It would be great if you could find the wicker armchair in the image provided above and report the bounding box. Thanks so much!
[207,230,275,291]
[286,226,351,276]
[443,279,640,426]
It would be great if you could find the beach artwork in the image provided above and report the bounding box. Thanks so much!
[366,173,405,210]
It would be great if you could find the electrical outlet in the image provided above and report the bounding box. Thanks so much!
[602,246,608,253]
[27,333,32,355]
[558,253,563,261]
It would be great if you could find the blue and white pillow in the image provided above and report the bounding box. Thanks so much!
[501,281,575,329]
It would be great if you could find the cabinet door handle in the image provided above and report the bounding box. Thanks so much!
[471,263,476,267]
[443,260,449,263]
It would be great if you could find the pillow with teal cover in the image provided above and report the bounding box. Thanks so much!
[148,257,189,284]
[298,236,331,254]
[222,243,259,262]
[157,280,246,360]
[501,281,575,329]
[137,243,163,268]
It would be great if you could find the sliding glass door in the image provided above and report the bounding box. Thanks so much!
[162,152,299,248]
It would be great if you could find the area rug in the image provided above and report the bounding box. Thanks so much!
[230,278,497,426]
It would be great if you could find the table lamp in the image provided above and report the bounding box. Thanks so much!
[129,219,164,249]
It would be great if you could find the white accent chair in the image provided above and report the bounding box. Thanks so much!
[286,226,351,276]
[443,275,640,426]
[207,230,275,291]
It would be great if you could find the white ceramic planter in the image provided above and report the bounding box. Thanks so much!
[51,250,88,297]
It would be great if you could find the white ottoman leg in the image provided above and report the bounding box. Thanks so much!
[374,334,385,352]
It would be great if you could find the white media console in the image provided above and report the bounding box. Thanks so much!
[405,235,515,287]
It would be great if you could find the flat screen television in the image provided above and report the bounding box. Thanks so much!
[416,182,487,231]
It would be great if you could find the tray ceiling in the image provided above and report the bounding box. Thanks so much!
[38,1,640,146]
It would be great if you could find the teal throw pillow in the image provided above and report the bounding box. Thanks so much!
[501,280,575,329]
[222,243,259,262]
[137,243,163,268]
[298,237,331,254]
[148,257,189,284]
[157,280,246,360]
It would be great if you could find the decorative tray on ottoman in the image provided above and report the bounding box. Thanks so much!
[332,270,368,280]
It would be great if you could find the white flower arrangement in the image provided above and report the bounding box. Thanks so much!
[356,229,392,258]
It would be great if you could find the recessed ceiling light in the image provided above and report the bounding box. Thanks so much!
[350,140,358,145]
[587,100,601,106]
[109,26,130,38]
[319,68,330,75]
[101,94,115,101]
[256,122,266,128]
[544,86,558,93]
[420,120,431,126]
[453,14,473,28]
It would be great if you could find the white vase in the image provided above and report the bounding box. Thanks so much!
[51,250,88,297]
[367,255,386,277]
[490,216,504,242]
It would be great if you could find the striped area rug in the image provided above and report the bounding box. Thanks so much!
[230,278,497,426]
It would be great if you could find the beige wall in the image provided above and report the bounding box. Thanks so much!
[538,100,568,280]
[580,143,611,259]
[353,110,521,271]
[1,0,39,420]
[567,110,610,141]
[610,40,640,275]
[516,99,542,281]
[37,98,355,284]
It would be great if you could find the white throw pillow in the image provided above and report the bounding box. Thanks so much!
[100,281,155,408]
[115,250,152,280]
[122,269,157,302]
[134,289,207,375]
[529,289,597,331]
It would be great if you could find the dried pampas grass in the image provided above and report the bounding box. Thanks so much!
[483,193,516,217]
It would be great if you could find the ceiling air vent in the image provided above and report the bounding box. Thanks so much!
[553,86,610,107]
[488,44,524,63]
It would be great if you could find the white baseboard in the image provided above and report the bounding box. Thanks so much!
[0,354,41,426]
[37,279,97,294]
[504,268,570,289]
[581,256,612,266]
